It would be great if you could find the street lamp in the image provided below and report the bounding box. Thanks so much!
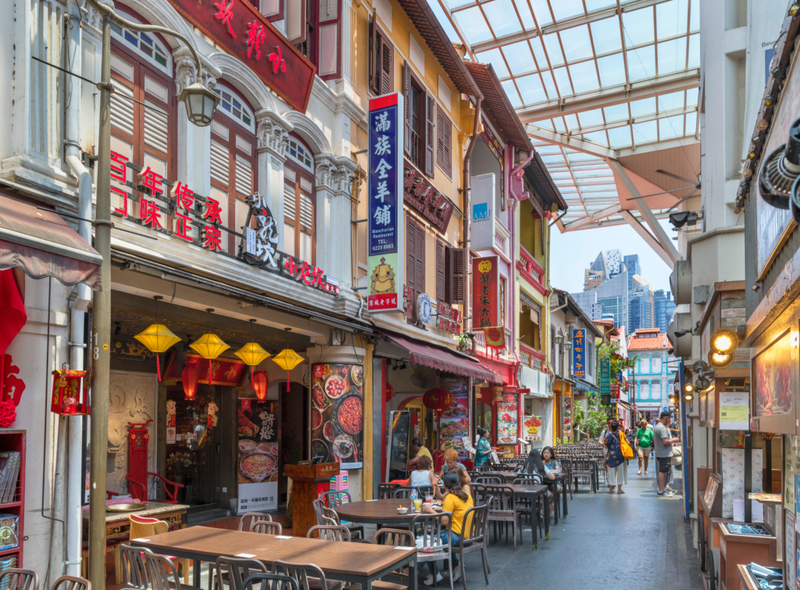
[83,1,218,588]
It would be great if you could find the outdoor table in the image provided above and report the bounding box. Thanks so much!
[506,484,550,549]
[497,471,568,522]
[131,525,419,590]
[334,498,427,526]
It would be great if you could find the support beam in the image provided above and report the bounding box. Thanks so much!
[526,125,616,158]
[619,210,676,267]
[517,71,700,122]
[615,135,700,158]
[562,204,623,230]
[609,159,678,264]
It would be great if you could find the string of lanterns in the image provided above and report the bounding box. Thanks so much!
[133,304,302,402]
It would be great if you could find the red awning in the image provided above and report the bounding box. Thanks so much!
[377,329,501,383]
[0,192,102,289]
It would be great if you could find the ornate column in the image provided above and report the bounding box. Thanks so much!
[314,155,357,287]
[256,109,292,252]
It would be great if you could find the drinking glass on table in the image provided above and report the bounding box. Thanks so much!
[425,492,433,504]
[413,498,422,512]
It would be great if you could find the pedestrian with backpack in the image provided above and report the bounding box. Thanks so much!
[602,420,630,494]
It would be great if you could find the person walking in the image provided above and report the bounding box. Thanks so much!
[598,418,613,459]
[602,420,627,494]
[635,419,654,475]
[655,411,680,496]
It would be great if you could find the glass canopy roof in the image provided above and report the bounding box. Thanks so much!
[430,0,702,237]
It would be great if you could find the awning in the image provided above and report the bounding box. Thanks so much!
[574,379,599,394]
[0,191,102,289]
[615,400,633,412]
[377,329,501,383]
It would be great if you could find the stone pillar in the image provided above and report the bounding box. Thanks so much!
[256,110,292,251]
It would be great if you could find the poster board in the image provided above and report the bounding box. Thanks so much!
[439,377,469,460]
[719,391,750,430]
[237,399,280,513]
[311,364,364,469]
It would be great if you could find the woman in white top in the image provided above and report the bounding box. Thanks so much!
[409,455,436,494]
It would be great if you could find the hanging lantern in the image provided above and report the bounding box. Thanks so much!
[252,371,268,402]
[134,296,182,381]
[492,385,503,403]
[272,328,304,389]
[384,382,394,403]
[423,387,453,415]
[234,322,271,383]
[190,333,230,384]
[182,364,199,401]
[51,365,91,415]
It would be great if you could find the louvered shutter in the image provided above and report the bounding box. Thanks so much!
[403,62,412,157]
[406,215,416,291]
[286,0,306,43]
[447,248,465,304]
[435,240,445,303]
[369,16,378,95]
[425,93,435,177]
[443,112,452,177]
[380,34,394,94]
[415,222,425,294]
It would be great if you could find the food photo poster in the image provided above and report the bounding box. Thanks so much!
[311,363,364,469]
[439,377,469,460]
[237,399,280,512]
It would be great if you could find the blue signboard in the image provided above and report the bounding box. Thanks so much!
[572,328,586,378]
[367,93,404,312]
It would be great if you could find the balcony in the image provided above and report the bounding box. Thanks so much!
[517,246,547,296]
[519,342,545,371]
[472,210,512,261]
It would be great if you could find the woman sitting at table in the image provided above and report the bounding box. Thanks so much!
[439,449,472,483]
[435,462,472,500]
[409,455,436,497]
[541,446,561,517]
[421,472,473,586]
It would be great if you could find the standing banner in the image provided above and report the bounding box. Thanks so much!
[237,399,279,512]
[572,328,585,378]
[367,93,404,312]
[311,364,364,469]
[472,256,499,328]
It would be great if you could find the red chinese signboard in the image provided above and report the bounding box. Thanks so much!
[437,302,461,335]
[611,382,620,400]
[167,0,316,113]
[403,161,455,234]
[472,256,499,329]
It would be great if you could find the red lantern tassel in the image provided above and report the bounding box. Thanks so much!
[156,354,161,381]
[209,359,213,384]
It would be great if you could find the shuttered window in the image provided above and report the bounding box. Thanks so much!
[290,0,341,79]
[435,240,446,303]
[210,83,258,254]
[406,215,425,324]
[284,136,316,263]
[403,61,434,177]
[369,17,394,96]
[436,105,452,178]
[446,247,465,304]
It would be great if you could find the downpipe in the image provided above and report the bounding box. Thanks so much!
[461,97,482,334]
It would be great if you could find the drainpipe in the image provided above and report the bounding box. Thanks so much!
[462,96,482,334]
[64,3,93,577]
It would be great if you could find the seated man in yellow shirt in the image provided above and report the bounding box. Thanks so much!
[408,438,433,470]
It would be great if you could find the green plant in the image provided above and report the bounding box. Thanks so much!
[575,392,612,438]
[599,342,637,390]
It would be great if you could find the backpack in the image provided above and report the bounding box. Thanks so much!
[605,433,624,468]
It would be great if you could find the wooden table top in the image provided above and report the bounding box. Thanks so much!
[334,499,429,524]
[131,526,416,577]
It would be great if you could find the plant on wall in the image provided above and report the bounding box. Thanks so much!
[599,342,637,391]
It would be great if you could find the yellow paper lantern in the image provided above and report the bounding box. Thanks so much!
[134,323,181,380]
[235,342,271,382]
[272,348,303,388]
[190,333,230,384]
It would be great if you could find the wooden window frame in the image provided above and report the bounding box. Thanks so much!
[210,82,258,255]
[283,136,316,265]
[369,17,394,96]
[436,104,452,178]
[403,61,435,177]
[292,0,342,79]
[406,213,426,322]
[260,0,285,22]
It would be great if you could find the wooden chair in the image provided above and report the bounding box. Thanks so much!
[272,561,343,590]
[410,513,454,590]
[320,491,365,539]
[306,525,351,542]
[241,573,299,590]
[126,472,184,504]
[250,520,283,535]
[377,483,399,499]
[143,551,199,590]
[51,575,90,590]
[214,556,268,590]
[128,515,190,585]
[0,569,38,590]
[238,512,272,531]
[119,544,150,590]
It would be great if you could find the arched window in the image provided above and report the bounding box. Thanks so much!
[108,9,176,221]
[652,381,662,402]
[652,353,662,374]
[209,82,257,253]
[284,136,316,263]
[638,354,649,374]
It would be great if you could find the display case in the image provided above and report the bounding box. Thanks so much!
[0,431,25,569]
[386,411,411,482]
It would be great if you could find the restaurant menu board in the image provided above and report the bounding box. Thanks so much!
[438,377,469,459]
[754,330,793,417]
[496,394,518,446]
[387,411,411,481]
[311,364,364,469]
[523,415,543,441]
[237,399,279,512]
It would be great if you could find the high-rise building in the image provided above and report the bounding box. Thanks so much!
[623,254,641,292]
[653,290,677,333]
[628,276,654,331]
[583,250,623,291]
[572,270,629,328]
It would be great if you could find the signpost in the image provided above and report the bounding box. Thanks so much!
[472,256,499,328]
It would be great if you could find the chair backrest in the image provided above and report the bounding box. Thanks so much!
[128,515,168,539]
[513,473,542,485]
[272,561,330,590]
[0,569,38,590]
[142,552,180,590]
[215,556,268,590]
[241,572,299,590]
[474,476,503,485]
[483,485,516,511]
[321,490,352,508]
[410,513,451,552]
[377,483,399,499]
[392,487,412,499]
[372,528,415,548]
[459,504,489,544]
[125,474,148,503]
[239,512,272,531]
[250,520,283,535]
[119,544,151,589]
[51,576,90,590]
[306,525,351,542]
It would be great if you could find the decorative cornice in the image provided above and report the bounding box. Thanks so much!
[314,154,357,195]
[255,109,293,158]
[173,47,221,95]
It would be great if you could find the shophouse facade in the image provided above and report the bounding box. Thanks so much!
[627,329,677,422]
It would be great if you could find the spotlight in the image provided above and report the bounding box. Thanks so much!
[708,350,734,369]
[683,392,694,402]
[683,383,694,393]
[710,329,739,354]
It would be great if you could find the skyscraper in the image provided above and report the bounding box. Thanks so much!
[572,270,629,328]
[653,290,677,333]
[624,254,641,292]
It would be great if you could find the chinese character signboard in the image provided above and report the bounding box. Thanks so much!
[237,398,279,512]
[311,364,364,469]
[167,0,315,113]
[600,358,611,406]
[403,164,455,234]
[572,328,585,379]
[472,256,499,328]
[368,93,404,312]
[437,302,461,335]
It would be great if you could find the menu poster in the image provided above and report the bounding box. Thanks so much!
[439,377,469,459]
[523,415,543,441]
[719,391,749,430]
[311,364,364,469]
[237,399,279,512]
[496,394,518,446]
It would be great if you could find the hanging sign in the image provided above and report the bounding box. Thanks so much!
[237,399,280,512]
[572,328,585,379]
[437,302,461,335]
[367,93,404,312]
[600,358,611,405]
[472,256,499,328]
[166,0,315,113]
[403,163,455,234]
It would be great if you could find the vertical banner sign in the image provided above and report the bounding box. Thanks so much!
[572,328,585,378]
[600,358,611,406]
[367,93,404,312]
[311,364,364,469]
[237,399,279,512]
[473,256,499,328]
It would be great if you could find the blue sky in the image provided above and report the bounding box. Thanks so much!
[548,220,674,294]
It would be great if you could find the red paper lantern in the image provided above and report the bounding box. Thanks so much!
[51,367,91,415]
[252,371,268,402]
[423,388,453,413]
[182,364,199,401]
[384,382,394,403]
